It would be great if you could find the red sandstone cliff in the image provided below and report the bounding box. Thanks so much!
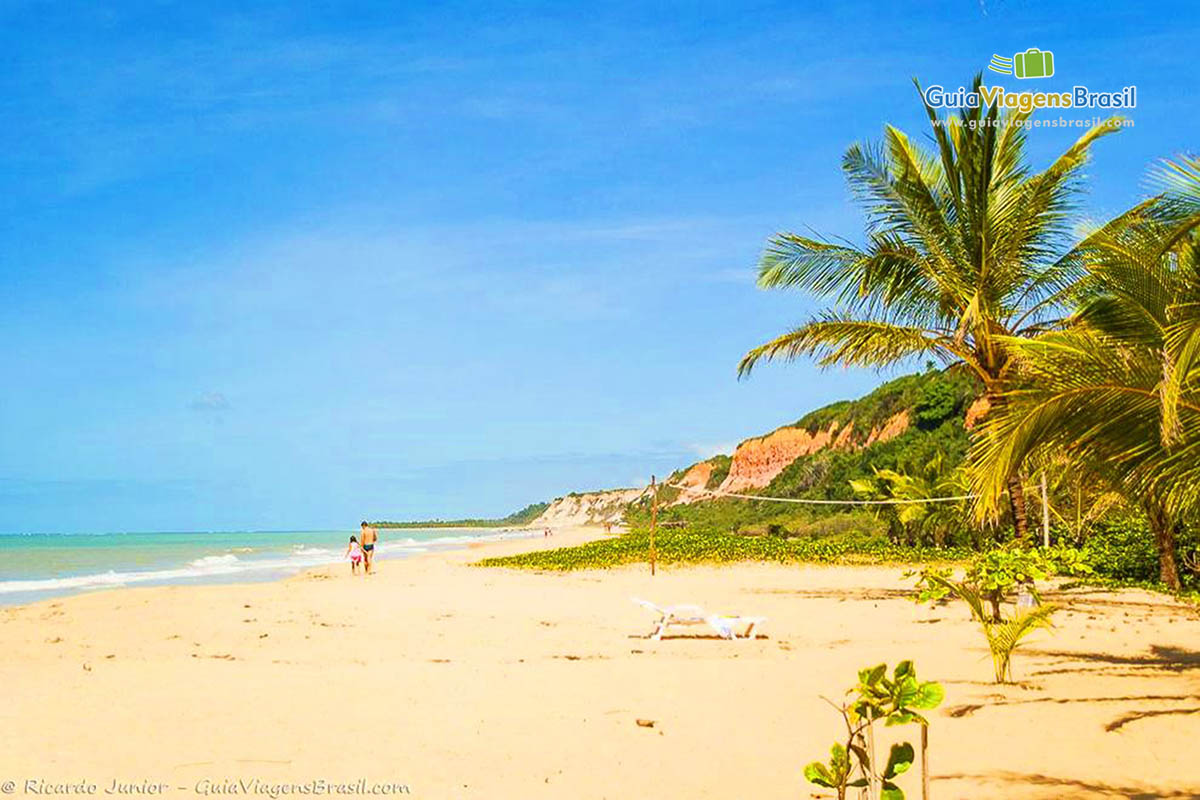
[717,411,911,494]
[667,460,715,505]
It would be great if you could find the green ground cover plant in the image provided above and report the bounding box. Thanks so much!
[478,527,970,571]
[804,661,944,800]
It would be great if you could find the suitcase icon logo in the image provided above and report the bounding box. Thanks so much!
[988,48,1055,79]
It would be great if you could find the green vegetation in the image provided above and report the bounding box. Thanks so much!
[803,661,943,800]
[635,491,886,536]
[792,368,977,437]
[708,370,977,515]
[850,453,972,548]
[477,526,970,571]
[1080,518,1164,583]
[619,371,984,553]
[917,572,1056,685]
[1078,516,1200,591]
[772,419,969,502]
[657,369,975,517]
[373,501,549,529]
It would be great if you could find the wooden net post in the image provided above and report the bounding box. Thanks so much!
[921,723,930,800]
[649,475,658,577]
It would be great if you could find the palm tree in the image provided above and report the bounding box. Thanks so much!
[849,451,974,547]
[969,157,1200,589]
[1035,453,1126,544]
[737,75,1123,541]
[922,571,1058,683]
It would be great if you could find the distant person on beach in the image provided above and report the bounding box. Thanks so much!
[345,535,363,575]
[360,521,378,574]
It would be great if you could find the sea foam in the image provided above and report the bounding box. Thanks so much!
[0,527,542,600]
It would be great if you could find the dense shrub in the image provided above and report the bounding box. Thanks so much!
[735,510,883,542]
[1081,517,1199,589]
[914,379,965,430]
[1081,518,1161,582]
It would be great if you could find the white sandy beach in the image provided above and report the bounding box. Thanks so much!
[2,526,1198,799]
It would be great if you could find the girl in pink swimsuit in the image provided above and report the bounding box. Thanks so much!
[345,536,364,575]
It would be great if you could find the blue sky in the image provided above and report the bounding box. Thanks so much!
[1,1,1197,532]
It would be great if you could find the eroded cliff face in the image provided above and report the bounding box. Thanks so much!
[667,460,715,506]
[717,411,911,494]
[530,488,643,528]
[865,409,911,446]
[719,426,837,493]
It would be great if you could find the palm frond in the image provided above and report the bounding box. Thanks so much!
[985,603,1057,683]
[745,78,1122,405]
[757,234,867,294]
[737,315,957,377]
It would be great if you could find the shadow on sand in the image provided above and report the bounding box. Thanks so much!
[937,771,1200,800]
[1029,644,1200,675]
[943,645,1200,733]
[745,587,915,602]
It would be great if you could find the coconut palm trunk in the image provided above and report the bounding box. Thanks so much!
[1145,501,1181,591]
[1007,476,1030,543]
[985,390,1030,542]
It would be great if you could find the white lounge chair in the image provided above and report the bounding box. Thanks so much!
[632,598,766,640]
[704,613,767,640]
[632,598,708,640]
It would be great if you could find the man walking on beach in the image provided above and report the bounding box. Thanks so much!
[360,521,378,574]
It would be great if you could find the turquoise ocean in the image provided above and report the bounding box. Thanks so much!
[0,527,535,606]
